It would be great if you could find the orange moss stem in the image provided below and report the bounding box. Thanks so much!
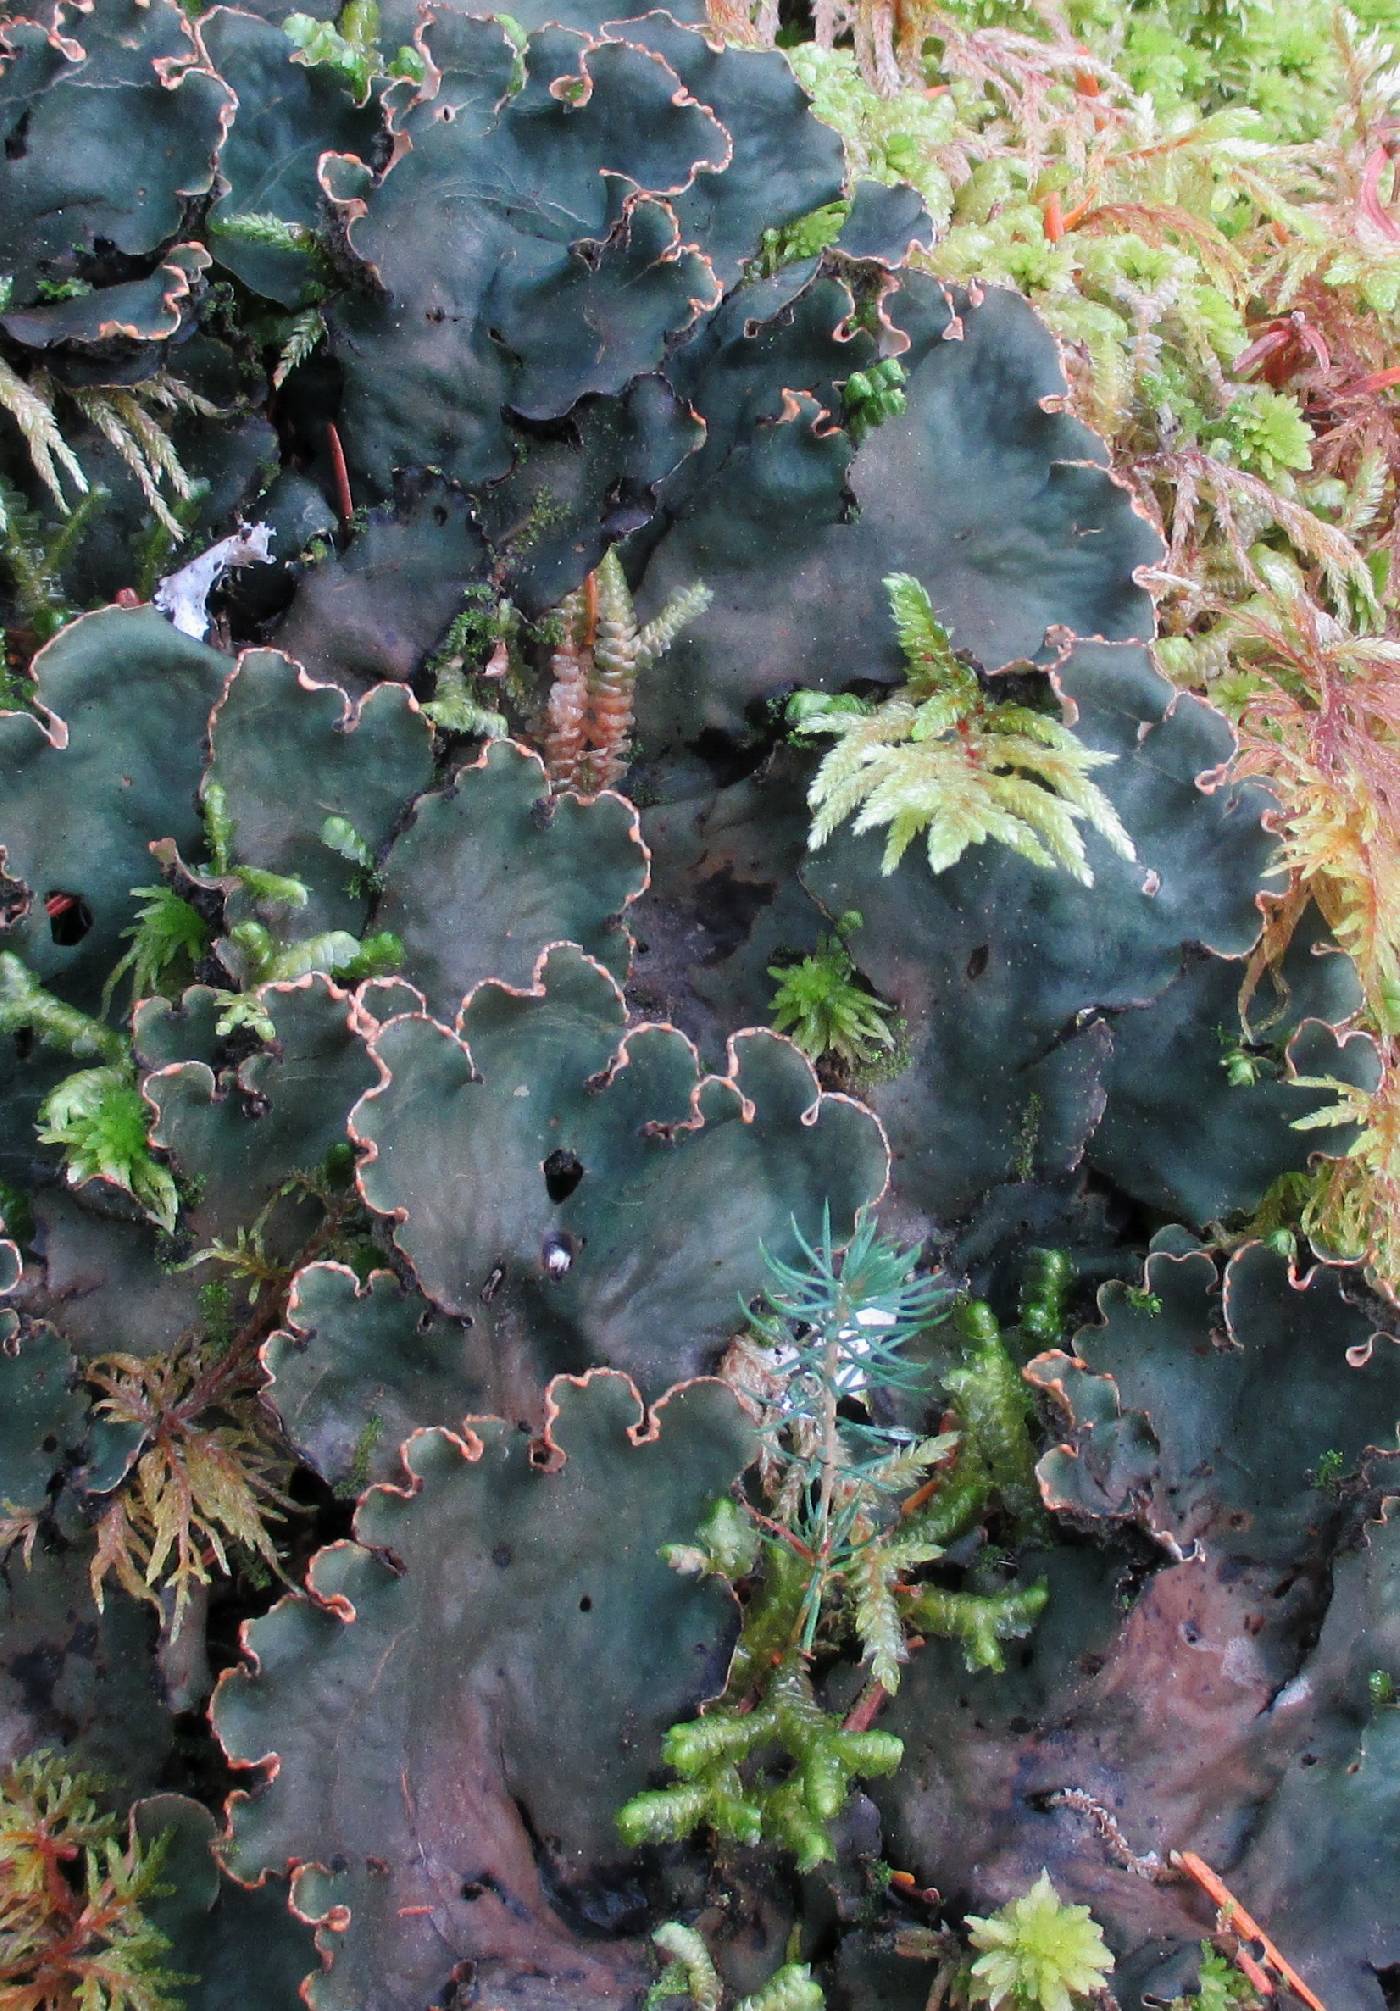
[1172,1851,1326,2011]
[325,421,353,527]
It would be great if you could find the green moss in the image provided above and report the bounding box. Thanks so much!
[513,490,572,554]
[965,1872,1114,2011]
[769,925,900,1073]
[342,1413,384,1497]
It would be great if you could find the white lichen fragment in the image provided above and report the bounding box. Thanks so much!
[154,523,275,639]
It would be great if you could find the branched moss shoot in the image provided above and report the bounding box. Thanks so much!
[0,1750,188,2010]
[87,1349,294,1631]
[798,576,1135,885]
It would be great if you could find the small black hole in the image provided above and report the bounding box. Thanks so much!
[543,1149,584,1203]
[966,944,989,980]
[41,1435,57,1453]
[579,1595,592,1613]
[492,1544,512,1568]
[46,892,92,946]
[4,105,32,161]
[461,1880,485,1901]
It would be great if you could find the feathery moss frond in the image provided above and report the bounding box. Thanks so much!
[87,1349,294,1632]
[37,1066,179,1233]
[0,359,88,518]
[102,887,210,1017]
[800,577,1135,885]
[271,306,328,390]
[0,1750,188,2011]
[66,385,200,541]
